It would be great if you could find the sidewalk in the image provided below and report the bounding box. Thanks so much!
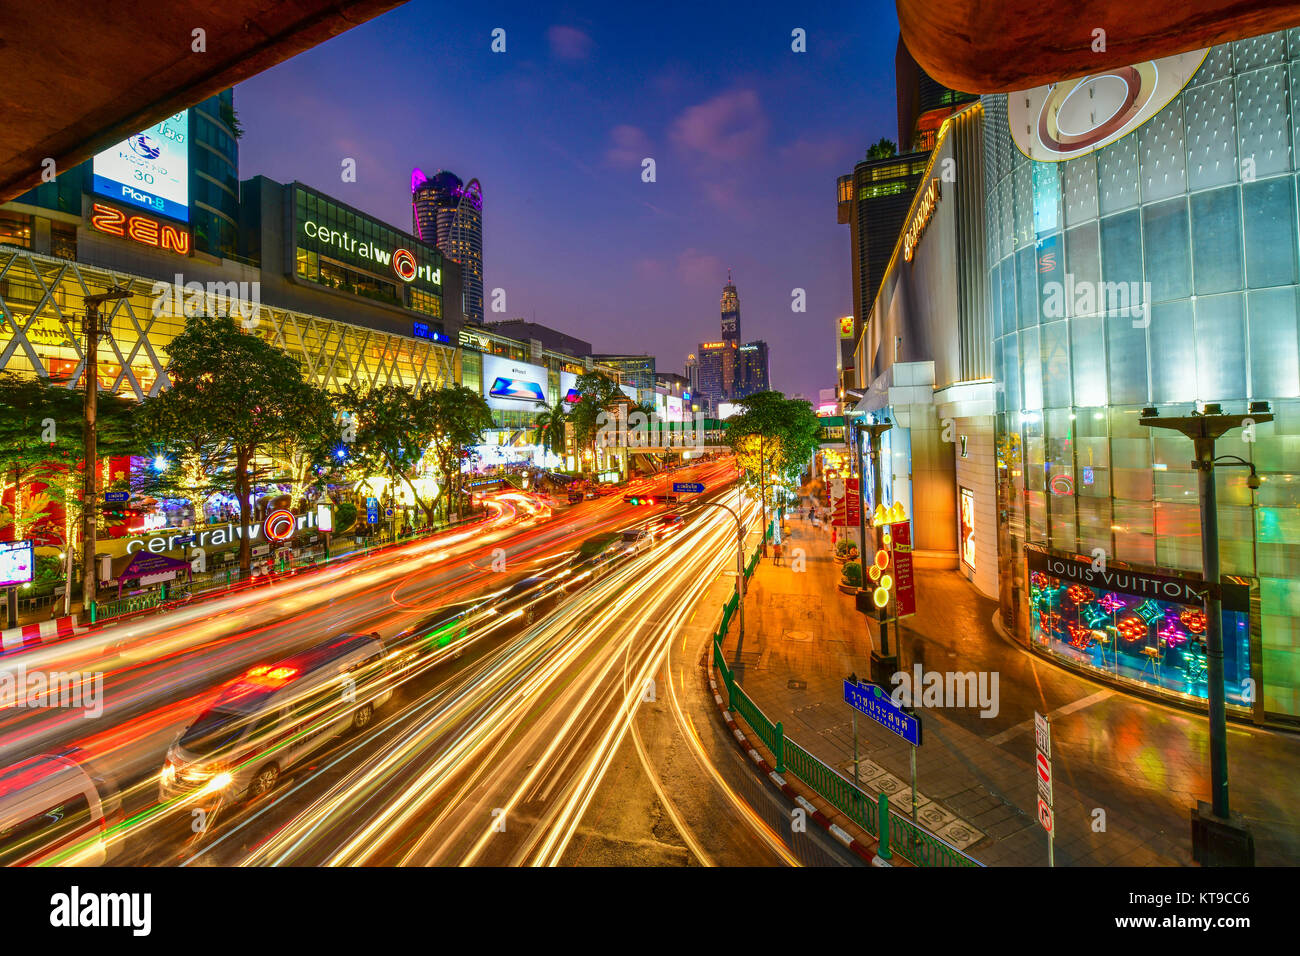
[719,514,1300,866]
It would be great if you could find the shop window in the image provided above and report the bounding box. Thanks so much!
[1190,187,1243,294]
[1141,198,1192,302]
[1243,177,1298,288]
[0,212,32,249]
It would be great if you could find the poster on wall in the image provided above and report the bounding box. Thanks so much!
[92,111,190,222]
[481,354,548,412]
[959,486,977,571]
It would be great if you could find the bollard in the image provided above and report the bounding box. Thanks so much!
[774,721,786,773]
[89,601,97,624]
[877,792,892,859]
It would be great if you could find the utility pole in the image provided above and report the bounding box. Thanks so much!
[80,286,131,615]
[1140,402,1268,866]
[860,415,894,677]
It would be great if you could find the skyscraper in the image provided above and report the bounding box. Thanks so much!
[721,270,740,344]
[411,168,483,324]
[697,273,769,405]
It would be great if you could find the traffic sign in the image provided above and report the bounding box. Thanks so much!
[174,535,196,546]
[672,482,704,494]
[1034,711,1051,758]
[104,491,129,502]
[843,679,921,747]
[1036,752,1053,802]
[384,508,394,518]
[1037,798,1053,833]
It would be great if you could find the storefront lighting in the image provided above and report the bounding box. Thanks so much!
[152,456,169,473]
[868,565,881,582]
[874,548,889,570]
[872,586,889,608]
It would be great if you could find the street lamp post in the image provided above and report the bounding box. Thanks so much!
[1139,401,1269,866]
[858,416,894,674]
[80,286,131,615]
[694,496,749,662]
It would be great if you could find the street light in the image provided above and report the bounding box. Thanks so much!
[854,414,894,676]
[81,285,132,614]
[1139,401,1270,866]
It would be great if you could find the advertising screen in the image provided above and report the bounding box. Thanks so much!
[665,395,684,421]
[92,111,190,222]
[619,384,638,403]
[482,354,548,411]
[0,540,35,588]
[559,371,579,407]
[959,487,976,570]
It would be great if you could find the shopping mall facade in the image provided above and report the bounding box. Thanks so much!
[848,31,1300,726]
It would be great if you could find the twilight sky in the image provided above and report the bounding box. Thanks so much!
[235,0,900,399]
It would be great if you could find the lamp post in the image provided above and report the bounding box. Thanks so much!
[858,415,894,673]
[80,285,131,614]
[695,496,749,663]
[1139,401,1269,866]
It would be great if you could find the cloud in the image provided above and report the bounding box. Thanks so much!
[670,89,768,161]
[778,134,855,170]
[606,124,652,166]
[676,248,725,287]
[548,25,593,61]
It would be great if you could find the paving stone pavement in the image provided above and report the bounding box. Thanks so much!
[718,514,1300,866]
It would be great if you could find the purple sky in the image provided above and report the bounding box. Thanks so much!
[236,0,900,398]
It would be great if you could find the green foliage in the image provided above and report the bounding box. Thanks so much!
[841,560,863,588]
[835,538,855,557]
[867,137,898,160]
[567,372,628,464]
[334,500,358,532]
[726,391,821,499]
[533,405,566,456]
[136,314,320,572]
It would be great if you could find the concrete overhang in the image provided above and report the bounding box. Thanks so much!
[0,0,406,202]
[896,0,1300,93]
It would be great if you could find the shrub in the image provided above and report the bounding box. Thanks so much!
[841,561,863,588]
[835,539,854,557]
[334,501,358,532]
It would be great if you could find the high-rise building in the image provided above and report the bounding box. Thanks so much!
[411,168,483,324]
[591,354,656,393]
[737,340,769,396]
[721,270,740,344]
[837,39,973,345]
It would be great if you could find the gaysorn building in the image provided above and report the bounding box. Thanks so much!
[983,31,1300,726]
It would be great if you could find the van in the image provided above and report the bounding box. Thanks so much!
[160,633,392,805]
[0,748,123,866]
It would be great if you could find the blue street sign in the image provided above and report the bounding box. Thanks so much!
[104,491,129,502]
[843,679,922,747]
[384,508,394,518]
[174,535,196,546]
[673,482,705,494]
[367,510,378,524]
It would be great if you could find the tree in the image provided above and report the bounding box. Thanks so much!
[341,384,437,527]
[425,386,493,521]
[266,391,347,511]
[567,372,630,472]
[726,391,821,553]
[867,137,898,160]
[140,314,321,574]
[533,404,567,458]
[0,373,138,609]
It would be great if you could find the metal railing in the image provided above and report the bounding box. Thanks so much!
[712,603,980,866]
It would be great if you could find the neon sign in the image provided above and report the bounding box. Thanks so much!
[301,220,440,286]
[89,202,190,255]
[903,179,940,262]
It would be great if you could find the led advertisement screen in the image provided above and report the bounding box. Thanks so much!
[482,354,548,412]
[0,540,35,588]
[92,111,190,222]
[559,371,579,407]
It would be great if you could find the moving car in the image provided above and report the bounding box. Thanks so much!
[160,633,392,804]
[652,514,684,538]
[0,748,123,866]
[620,528,654,556]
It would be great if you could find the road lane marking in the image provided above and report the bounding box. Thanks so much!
[987,689,1114,745]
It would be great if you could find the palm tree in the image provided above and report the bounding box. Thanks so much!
[533,404,567,458]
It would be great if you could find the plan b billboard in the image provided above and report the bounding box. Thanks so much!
[92,111,190,222]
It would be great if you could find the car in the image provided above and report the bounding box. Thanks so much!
[584,489,599,500]
[160,633,392,805]
[0,749,123,867]
[620,528,654,556]
[653,514,684,538]
[567,491,584,504]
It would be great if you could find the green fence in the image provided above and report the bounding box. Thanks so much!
[712,629,979,867]
[91,592,162,622]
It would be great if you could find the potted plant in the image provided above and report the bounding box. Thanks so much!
[834,539,854,563]
[839,560,862,593]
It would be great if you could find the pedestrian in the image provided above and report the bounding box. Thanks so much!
[773,542,783,566]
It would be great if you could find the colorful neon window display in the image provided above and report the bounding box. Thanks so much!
[1025,546,1252,708]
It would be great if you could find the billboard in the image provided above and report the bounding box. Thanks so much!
[665,395,684,421]
[559,370,579,407]
[92,111,190,222]
[482,354,548,412]
[0,540,35,588]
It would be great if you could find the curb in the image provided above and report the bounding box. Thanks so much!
[704,666,896,867]
[0,614,87,655]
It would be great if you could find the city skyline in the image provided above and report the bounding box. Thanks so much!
[234,0,900,396]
